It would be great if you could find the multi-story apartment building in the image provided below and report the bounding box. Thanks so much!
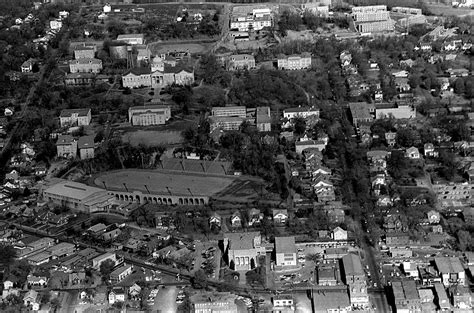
[56,135,77,158]
[226,54,255,71]
[59,108,91,127]
[277,53,312,70]
[230,6,272,31]
[351,5,394,33]
[77,135,95,160]
[211,106,247,118]
[128,105,171,126]
[69,58,102,74]
[342,253,369,308]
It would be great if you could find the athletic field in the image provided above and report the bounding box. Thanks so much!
[94,169,235,197]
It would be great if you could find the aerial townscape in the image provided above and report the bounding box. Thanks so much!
[0,0,473,312]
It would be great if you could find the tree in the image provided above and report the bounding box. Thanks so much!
[192,270,208,289]
[99,259,115,282]
[457,230,472,251]
[0,245,17,267]
[453,78,465,94]
[293,116,306,136]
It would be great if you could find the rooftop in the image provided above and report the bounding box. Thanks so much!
[117,33,144,39]
[342,253,364,276]
[225,231,260,250]
[77,136,94,149]
[349,102,374,120]
[284,106,319,113]
[44,180,107,201]
[275,236,296,253]
[60,108,91,118]
[434,257,464,273]
[70,58,101,65]
[129,105,170,112]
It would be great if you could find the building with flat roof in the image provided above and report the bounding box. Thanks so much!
[434,283,450,311]
[128,105,171,126]
[223,231,265,271]
[434,257,466,286]
[230,6,272,31]
[312,290,351,313]
[110,264,132,283]
[256,106,271,132]
[59,108,91,127]
[46,242,75,258]
[392,280,422,312]
[283,106,320,120]
[211,106,247,118]
[26,251,51,266]
[92,252,117,269]
[116,34,145,45]
[73,45,95,59]
[209,116,245,132]
[43,180,114,214]
[277,53,312,70]
[342,253,369,308]
[191,291,238,313]
[349,102,374,126]
[351,5,394,33]
[275,236,297,268]
[375,103,416,119]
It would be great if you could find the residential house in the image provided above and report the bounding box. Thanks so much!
[223,231,265,271]
[446,68,469,78]
[427,210,441,224]
[77,135,94,160]
[56,135,77,158]
[27,275,48,287]
[209,212,222,229]
[340,50,352,67]
[110,264,133,283]
[230,211,242,228]
[23,290,40,311]
[424,143,438,157]
[405,146,421,159]
[59,108,91,127]
[277,53,312,70]
[332,227,348,241]
[274,236,297,268]
[247,208,263,227]
[385,131,397,146]
[129,283,141,300]
[21,59,34,73]
[295,139,326,154]
[69,58,102,74]
[68,271,86,285]
[272,209,288,225]
[434,257,466,286]
[3,279,14,290]
[108,287,126,305]
[226,54,255,70]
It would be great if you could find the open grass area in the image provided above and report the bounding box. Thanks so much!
[122,130,183,146]
[94,169,236,196]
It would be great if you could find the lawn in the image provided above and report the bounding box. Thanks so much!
[94,169,236,197]
[122,130,183,147]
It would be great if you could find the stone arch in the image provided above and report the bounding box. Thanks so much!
[184,198,188,205]
[153,197,157,203]
[200,198,205,205]
[158,198,162,204]
[124,195,129,201]
[136,195,140,203]
[162,198,167,205]
[168,198,172,205]
[115,194,119,200]
[189,198,194,205]
[195,198,199,205]
[179,198,183,205]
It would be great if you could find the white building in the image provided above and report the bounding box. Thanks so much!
[277,53,312,70]
[230,6,272,31]
[92,252,117,269]
[59,108,91,127]
[283,106,320,120]
[116,34,145,45]
[128,105,171,126]
[275,236,297,267]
